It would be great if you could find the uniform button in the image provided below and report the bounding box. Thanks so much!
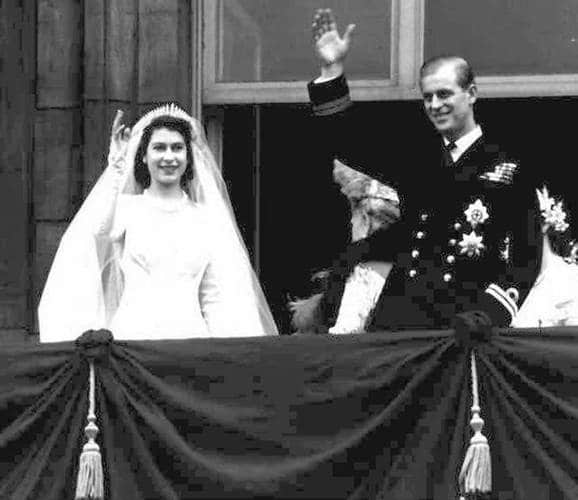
[454,222,462,231]
[411,249,420,259]
[507,287,520,303]
[416,231,425,239]
[420,213,428,221]
[409,269,417,278]
[443,273,452,282]
[448,238,457,246]
[446,255,456,264]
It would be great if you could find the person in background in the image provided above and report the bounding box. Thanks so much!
[290,159,400,334]
[512,186,578,327]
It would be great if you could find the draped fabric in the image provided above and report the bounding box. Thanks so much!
[1,328,578,499]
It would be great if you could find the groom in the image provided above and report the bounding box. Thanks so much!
[306,8,537,331]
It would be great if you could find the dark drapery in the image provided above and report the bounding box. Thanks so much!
[1,328,577,500]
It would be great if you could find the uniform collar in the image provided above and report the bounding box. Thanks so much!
[443,125,483,163]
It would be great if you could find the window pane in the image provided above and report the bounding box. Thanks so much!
[425,0,578,75]
[217,0,391,82]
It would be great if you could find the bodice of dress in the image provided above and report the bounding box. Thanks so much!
[110,191,216,339]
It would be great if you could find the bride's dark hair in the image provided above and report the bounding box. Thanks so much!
[134,116,194,190]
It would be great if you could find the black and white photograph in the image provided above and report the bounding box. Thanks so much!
[1,1,578,498]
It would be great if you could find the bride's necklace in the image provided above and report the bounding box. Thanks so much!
[142,188,188,212]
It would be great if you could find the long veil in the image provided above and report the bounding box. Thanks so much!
[38,104,278,341]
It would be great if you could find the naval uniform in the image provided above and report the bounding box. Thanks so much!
[308,74,537,330]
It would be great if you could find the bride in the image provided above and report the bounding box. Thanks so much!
[39,104,278,341]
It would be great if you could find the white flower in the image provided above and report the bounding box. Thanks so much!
[536,186,555,212]
[458,231,485,257]
[536,186,569,233]
[464,199,489,227]
[546,202,569,232]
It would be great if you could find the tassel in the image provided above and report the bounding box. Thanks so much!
[75,361,104,499]
[458,351,491,499]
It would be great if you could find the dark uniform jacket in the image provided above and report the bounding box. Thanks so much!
[308,74,537,330]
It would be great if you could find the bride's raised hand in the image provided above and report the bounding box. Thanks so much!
[312,8,355,67]
[108,109,131,174]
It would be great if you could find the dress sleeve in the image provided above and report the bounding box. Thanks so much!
[92,168,127,239]
[198,219,268,337]
[109,194,131,241]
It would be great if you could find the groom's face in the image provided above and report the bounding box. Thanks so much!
[421,62,476,140]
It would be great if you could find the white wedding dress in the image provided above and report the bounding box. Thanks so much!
[108,191,238,339]
[39,104,278,342]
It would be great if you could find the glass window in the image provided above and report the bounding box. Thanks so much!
[425,0,578,75]
[216,0,392,82]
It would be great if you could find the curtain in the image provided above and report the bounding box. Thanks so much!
[1,328,577,499]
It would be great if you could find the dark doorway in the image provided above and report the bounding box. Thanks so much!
[221,98,578,334]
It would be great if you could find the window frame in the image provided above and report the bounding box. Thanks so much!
[201,0,578,104]
[202,0,422,104]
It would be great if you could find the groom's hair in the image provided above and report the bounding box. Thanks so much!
[134,115,195,190]
[419,55,475,90]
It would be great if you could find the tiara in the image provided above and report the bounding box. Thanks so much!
[131,103,197,139]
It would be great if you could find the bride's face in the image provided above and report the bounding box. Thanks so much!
[143,127,188,188]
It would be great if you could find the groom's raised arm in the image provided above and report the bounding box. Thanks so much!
[307,9,404,190]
